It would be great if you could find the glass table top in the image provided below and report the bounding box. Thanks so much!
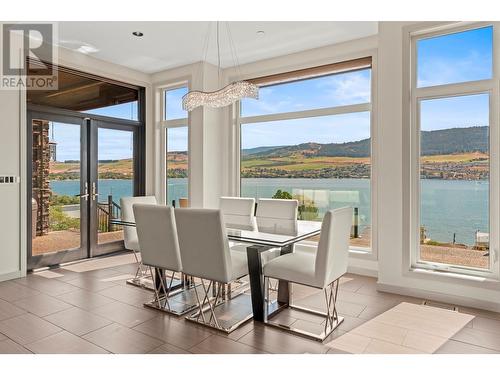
[110,218,321,247]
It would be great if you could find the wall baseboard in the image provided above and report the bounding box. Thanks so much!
[378,282,500,313]
[0,270,22,283]
[348,265,378,278]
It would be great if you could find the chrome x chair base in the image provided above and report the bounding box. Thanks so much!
[263,277,344,342]
[143,268,198,316]
[186,279,253,333]
[126,249,155,290]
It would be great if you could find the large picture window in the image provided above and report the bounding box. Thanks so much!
[410,24,498,276]
[238,58,373,252]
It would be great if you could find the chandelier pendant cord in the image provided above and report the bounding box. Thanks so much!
[182,21,259,111]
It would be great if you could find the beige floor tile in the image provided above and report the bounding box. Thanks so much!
[0,281,41,302]
[451,327,500,351]
[458,306,500,321]
[0,299,26,321]
[436,339,500,354]
[44,307,113,336]
[402,330,448,353]
[326,332,372,354]
[0,313,62,345]
[0,339,32,354]
[289,319,331,337]
[357,305,389,320]
[470,316,500,334]
[338,289,398,308]
[294,292,366,318]
[25,331,109,354]
[148,343,190,354]
[65,275,118,292]
[190,335,266,354]
[363,338,425,354]
[215,320,255,342]
[13,276,79,297]
[133,315,212,350]
[338,315,367,332]
[238,324,328,354]
[13,294,72,317]
[90,300,158,328]
[98,285,151,306]
[83,323,163,354]
[57,289,114,310]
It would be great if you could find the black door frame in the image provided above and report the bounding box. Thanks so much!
[90,118,142,257]
[27,101,145,270]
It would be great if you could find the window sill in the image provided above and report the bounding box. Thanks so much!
[408,266,500,289]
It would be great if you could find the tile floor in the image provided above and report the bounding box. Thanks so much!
[0,252,499,354]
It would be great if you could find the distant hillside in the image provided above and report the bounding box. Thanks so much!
[242,126,488,158]
[421,126,487,155]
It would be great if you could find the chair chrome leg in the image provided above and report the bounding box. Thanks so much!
[263,277,345,341]
[264,276,270,323]
[186,277,253,334]
[143,268,199,316]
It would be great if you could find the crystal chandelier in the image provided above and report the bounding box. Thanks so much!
[182,22,259,112]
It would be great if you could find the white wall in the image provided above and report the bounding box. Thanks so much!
[0,32,152,281]
[151,61,224,209]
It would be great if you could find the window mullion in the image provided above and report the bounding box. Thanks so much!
[239,103,371,125]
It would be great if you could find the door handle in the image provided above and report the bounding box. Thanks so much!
[92,182,99,201]
[75,182,89,201]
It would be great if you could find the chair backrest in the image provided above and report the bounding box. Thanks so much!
[220,196,257,230]
[120,196,157,251]
[256,198,298,235]
[175,208,233,283]
[314,207,353,288]
[133,204,182,272]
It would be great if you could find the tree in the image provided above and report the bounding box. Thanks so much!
[272,189,293,199]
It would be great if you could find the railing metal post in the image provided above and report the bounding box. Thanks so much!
[353,207,359,238]
[108,195,113,232]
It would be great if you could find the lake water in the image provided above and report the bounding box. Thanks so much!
[50,177,489,246]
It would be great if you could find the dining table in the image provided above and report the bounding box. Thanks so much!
[110,216,322,322]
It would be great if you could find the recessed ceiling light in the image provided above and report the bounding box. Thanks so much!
[132,31,144,37]
[256,30,265,36]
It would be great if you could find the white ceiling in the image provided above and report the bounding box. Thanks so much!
[58,22,378,74]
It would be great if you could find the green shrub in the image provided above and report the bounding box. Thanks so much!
[50,194,80,205]
[49,206,80,231]
[272,189,293,199]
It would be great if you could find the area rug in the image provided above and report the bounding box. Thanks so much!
[328,302,474,354]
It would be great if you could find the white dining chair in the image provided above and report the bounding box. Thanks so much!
[120,196,157,280]
[256,198,298,235]
[175,208,252,333]
[133,204,197,316]
[220,196,257,231]
[262,207,353,341]
[256,198,299,287]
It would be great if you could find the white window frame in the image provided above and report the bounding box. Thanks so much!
[234,53,378,259]
[408,22,500,279]
[159,82,190,206]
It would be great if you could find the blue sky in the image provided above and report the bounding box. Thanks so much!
[54,26,493,159]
